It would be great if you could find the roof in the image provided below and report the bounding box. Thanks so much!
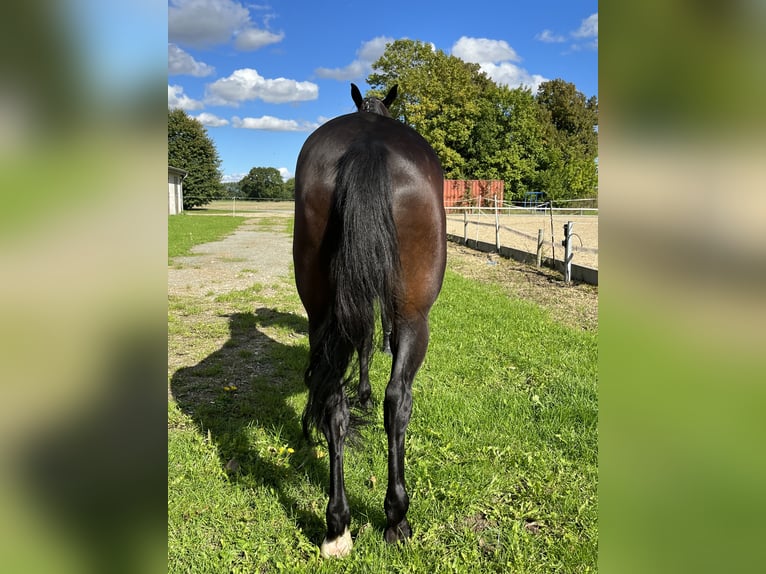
[168,166,188,176]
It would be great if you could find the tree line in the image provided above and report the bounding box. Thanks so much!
[222,169,295,201]
[367,39,597,202]
[169,39,597,209]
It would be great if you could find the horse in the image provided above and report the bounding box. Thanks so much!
[292,83,446,558]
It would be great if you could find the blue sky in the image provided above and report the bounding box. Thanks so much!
[168,0,598,183]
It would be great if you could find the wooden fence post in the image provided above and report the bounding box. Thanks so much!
[537,228,544,267]
[463,209,468,244]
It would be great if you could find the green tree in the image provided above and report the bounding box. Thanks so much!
[222,181,242,198]
[239,167,285,199]
[466,85,548,200]
[168,108,223,208]
[367,40,549,200]
[536,79,598,156]
[367,39,493,179]
[534,80,598,200]
[365,42,598,201]
[283,177,295,199]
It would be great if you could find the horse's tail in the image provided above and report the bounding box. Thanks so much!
[302,139,400,440]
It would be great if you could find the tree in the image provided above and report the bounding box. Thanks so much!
[367,39,493,179]
[222,181,242,198]
[465,84,548,199]
[366,40,548,200]
[534,80,598,200]
[283,177,295,199]
[168,108,223,208]
[239,167,286,199]
[536,79,598,156]
[365,42,598,201]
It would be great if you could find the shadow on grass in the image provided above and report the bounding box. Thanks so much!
[170,308,385,545]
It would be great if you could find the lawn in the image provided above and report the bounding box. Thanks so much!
[168,215,597,573]
[168,213,246,260]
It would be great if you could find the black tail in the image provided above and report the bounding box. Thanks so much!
[302,139,400,440]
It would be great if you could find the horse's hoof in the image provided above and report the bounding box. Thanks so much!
[384,520,412,544]
[320,528,352,558]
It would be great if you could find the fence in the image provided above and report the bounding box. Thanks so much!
[445,197,598,285]
[200,197,598,285]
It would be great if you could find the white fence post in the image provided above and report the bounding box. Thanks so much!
[494,194,500,251]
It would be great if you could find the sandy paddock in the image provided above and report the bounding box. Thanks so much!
[445,211,599,270]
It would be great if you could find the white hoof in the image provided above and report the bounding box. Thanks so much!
[320,527,352,558]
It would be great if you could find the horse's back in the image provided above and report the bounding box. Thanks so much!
[294,113,445,314]
[295,112,443,208]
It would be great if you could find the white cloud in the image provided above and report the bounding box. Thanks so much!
[536,12,598,51]
[205,68,319,106]
[535,30,566,43]
[234,28,284,51]
[231,115,319,132]
[169,0,284,51]
[452,37,520,64]
[573,13,598,38]
[193,112,229,127]
[479,63,547,93]
[169,0,249,47]
[168,44,215,77]
[316,36,395,80]
[168,84,203,110]
[570,13,598,50]
[277,167,293,181]
[451,37,547,92]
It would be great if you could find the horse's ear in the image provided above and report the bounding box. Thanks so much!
[383,84,398,109]
[351,83,364,110]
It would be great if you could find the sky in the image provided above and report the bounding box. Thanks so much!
[168,0,598,183]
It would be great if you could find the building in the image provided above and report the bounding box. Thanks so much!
[168,166,187,215]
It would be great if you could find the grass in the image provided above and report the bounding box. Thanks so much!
[168,216,597,573]
[168,213,246,260]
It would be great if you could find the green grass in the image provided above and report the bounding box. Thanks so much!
[168,213,246,260]
[168,218,597,573]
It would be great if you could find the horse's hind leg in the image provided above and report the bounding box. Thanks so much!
[381,308,393,355]
[320,389,353,558]
[383,314,429,543]
[356,334,373,410]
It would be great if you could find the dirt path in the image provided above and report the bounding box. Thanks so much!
[168,214,293,298]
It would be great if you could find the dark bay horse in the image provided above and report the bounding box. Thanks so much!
[293,84,446,557]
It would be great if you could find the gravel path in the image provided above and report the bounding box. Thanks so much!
[168,214,293,297]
